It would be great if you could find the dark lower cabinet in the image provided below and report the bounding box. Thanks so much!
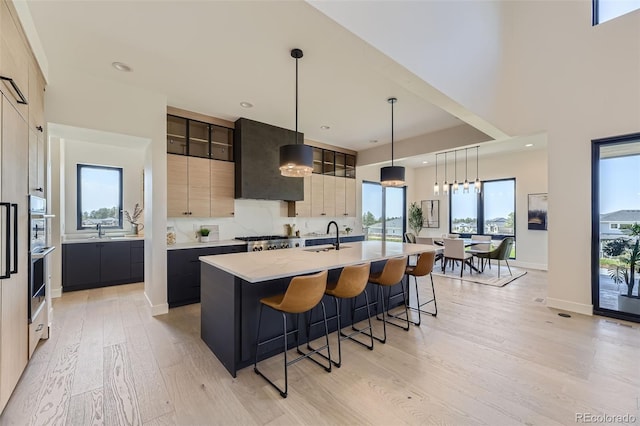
[63,240,145,291]
[131,240,144,282]
[167,244,245,308]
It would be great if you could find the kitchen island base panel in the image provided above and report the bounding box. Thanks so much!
[201,260,406,377]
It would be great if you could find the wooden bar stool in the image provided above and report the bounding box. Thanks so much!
[404,251,438,326]
[253,270,331,398]
[367,256,409,344]
[307,263,373,368]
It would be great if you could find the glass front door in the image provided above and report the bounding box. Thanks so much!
[592,133,640,322]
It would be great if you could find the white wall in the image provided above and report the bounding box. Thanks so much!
[45,70,168,315]
[358,142,548,269]
[412,144,548,269]
[62,139,145,236]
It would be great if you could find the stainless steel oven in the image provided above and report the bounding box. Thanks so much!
[28,195,54,322]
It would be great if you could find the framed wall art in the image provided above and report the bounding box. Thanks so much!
[421,199,440,228]
[528,193,548,230]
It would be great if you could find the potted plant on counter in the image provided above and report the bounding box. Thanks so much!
[198,227,211,243]
[607,223,640,314]
[124,203,144,235]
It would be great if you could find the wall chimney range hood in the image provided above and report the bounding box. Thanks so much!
[233,118,304,201]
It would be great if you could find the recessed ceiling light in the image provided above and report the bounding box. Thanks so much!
[320,125,330,130]
[112,62,132,72]
[525,143,534,147]
[369,140,378,144]
[422,161,428,164]
[240,101,253,108]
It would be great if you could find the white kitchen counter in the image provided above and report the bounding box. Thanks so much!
[62,235,144,244]
[200,240,436,283]
[167,240,247,250]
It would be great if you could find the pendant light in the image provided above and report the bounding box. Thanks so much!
[474,146,481,193]
[380,97,405,187]
[452,150,459,194]
[433,153,440,196]
[463,148,470,193]
[279,48,313,177]
[443,151,449,195]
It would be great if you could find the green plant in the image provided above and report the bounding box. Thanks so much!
[345,227,352,234]
[603,238,629,257]
[199,228,210,237]
[607,223,640,298]
[124,203,143,225]
[408,202,424,236]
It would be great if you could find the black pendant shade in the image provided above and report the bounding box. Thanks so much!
[380,165,405,187]
[280,144,313,177]
[279,48,313,177]
[380,97,405,187]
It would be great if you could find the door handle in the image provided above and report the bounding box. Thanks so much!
[0,202,9,279]
[0,76,28,105]
[10,203,17,274]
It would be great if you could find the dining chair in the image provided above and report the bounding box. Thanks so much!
[404,232,416,243]
[442,238,474,277]
[473,237,515,278]
[467,235,492,270]
[415,236,443,263]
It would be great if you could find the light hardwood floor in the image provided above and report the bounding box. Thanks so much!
[1,269,639,425]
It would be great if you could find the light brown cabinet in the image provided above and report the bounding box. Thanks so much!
[167,154,235,218]
[210,159,234,217]
[167,154,210,217]
[0,94,29,412]
[28,129,44,194]
[0,2,28,116]
[292,174,356,218]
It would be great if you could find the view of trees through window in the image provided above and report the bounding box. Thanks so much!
[77,164,123,229]
[450,179,515,237]
[361,181,405,242]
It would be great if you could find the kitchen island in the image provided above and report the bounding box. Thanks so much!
[199,240,436,377]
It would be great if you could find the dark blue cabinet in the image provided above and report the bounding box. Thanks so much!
[304,235,364,246]
[167,244,245,308]
[63,240,145,292]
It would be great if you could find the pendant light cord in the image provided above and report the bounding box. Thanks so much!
[391,99,394,166]
[295,55,298,144]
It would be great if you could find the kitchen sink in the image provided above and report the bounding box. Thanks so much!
[304,245,351,253]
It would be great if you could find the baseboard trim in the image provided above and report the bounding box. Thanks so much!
[145,291,169,316]
[510,260,547,271]
[51,287,62,298]
[546,297,593,316]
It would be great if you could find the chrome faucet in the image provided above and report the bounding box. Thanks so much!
[326,220,340,250]
[96,223,105,238]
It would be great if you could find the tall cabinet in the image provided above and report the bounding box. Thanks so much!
[166,112,235,218]
[0,0,47,413]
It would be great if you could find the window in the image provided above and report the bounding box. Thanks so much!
[449,178,516,245]
[361,181,406,241]
[77,164,123,230]
[592,132,640,322]
[593,0,640,25]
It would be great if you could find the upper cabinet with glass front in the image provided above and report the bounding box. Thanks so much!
[311,147,355,179]
[166,114,233,162]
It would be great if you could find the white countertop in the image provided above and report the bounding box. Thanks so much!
[167,240,247,250]
[62,235,144,244]
[200,240,437,283]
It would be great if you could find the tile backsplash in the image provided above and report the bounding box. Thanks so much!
[167,199,359,243]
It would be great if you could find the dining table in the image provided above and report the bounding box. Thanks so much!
[415,236,495,273]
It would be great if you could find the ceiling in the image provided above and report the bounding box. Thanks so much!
[23,0,501,154]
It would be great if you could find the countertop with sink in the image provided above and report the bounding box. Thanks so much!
[62,234,144,244]
[200,240,436,283]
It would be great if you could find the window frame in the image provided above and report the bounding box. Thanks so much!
[448,177,516,242]
[76,164,124,230]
